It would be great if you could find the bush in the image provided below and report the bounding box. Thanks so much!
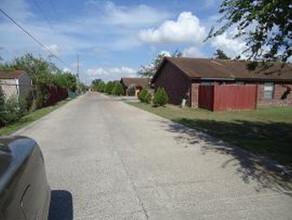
[145,92,152,104]
[128,87,135,96]
[97,81,106,92]
[0,96,25,127]
[138,88,148,103]
[105,82,115,94]
[153,87,169,106]
[112,83,124,96]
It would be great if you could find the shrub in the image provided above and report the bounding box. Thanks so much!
[112,83,124,96]
[153,87,169,106]
[105,82,115,94]
[138,88,148,103]
[145,92,152,104]
[128,87,135,96]
[0,96,25,127]
[97,81,106,92]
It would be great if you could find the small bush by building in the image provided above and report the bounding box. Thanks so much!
[153,87,169,107]
[112,83,124,96]
[145,92,152,104]
[138,88,148,103]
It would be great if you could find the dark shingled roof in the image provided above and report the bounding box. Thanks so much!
[0,70,26,79]
[152,57,292,82]
[120,77,149,87]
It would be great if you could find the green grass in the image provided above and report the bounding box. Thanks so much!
[128,102,292,165]
[0,99,72,136]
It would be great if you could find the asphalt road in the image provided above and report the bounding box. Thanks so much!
[17,92,292,220]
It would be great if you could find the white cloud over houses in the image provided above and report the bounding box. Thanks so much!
[182,46,205,58]
[138,12,206,44]
[86,66,137,82]
[210,31,248,59]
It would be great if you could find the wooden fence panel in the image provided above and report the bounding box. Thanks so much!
[44,86,68,106]
[213,85,257,111]
[198,85,214,111]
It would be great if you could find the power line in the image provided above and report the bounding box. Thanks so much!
[0,8,67,66]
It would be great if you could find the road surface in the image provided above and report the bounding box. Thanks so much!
[17,92,292,220]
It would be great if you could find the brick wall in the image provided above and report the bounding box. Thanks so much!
[154,61,191,105]
[257,83,292,107]
[190,82,199,108]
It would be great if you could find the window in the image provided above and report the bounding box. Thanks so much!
[264,82,274,99]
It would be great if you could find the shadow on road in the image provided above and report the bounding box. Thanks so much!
[49,190,73,220]
[159,119,292,195]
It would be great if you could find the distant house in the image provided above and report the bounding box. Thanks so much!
[120,77,149,96]
[151,57,292,111]
[0,70,32,100]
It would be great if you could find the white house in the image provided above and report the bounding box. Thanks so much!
[0,70,32,100]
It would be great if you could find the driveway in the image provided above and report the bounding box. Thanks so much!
[16,92,292,220]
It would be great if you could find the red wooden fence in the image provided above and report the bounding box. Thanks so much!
[199,85,257,111]
[44,86,68,106]
[199,85,214,110]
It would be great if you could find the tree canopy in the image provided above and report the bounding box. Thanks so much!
[206,0,291,68]
[0,53,77,89]
[213,49,230,60]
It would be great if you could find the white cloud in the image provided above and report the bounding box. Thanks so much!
[159,50,171,57]
[138,12,206,44]
[87,66,137,81]
[210,31,247,59]
[45,44,61,56]
[182,46,205,58]
[102,1,169,27]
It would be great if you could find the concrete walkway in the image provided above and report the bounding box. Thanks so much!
[17,92,292,220]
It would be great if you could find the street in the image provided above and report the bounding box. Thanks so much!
[16,92,292,220]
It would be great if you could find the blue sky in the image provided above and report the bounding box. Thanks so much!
[0,0,247,83]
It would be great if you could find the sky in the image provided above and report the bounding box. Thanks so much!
[0,0,247,84]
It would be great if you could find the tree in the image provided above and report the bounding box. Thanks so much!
[145,92,152,104]
[206,0,291,69]
[54,72,77,91]
[97,81,106,92]
[153,87,169,107]
[214,49,230,60]
[105,81,115,94]
[112,83,124,96]
[138,50,183,78]
[138,88,148,103]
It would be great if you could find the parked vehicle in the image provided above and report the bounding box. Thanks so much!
[0,136,51,220]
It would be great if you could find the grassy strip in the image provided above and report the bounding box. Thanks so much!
[0,98,72,136]
[128,102,292,165]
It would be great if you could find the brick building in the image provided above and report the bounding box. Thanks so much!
[120,77,150,96]
[151,57,292,111]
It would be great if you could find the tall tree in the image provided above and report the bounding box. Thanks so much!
[213,49,230,60]
[206,0,291,69]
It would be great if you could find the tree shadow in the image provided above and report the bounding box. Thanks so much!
[49,190,73,220]
[159,119,292,195]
